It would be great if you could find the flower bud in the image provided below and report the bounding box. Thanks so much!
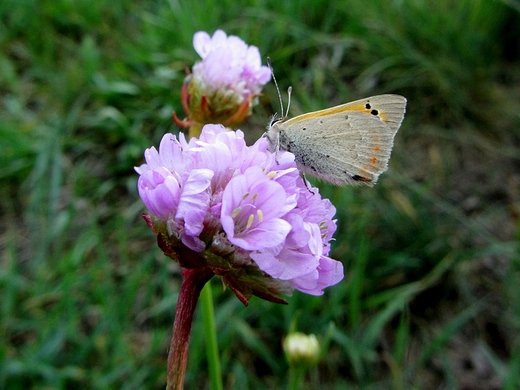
[283,332,320,368]
[174,30,271,132]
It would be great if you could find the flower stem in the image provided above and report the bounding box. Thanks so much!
[167,267,214,390]
[287,366,305,390]
[201,282,224,390]
[188,123,203,139]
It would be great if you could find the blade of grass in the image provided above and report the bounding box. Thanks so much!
[200,281,223,390]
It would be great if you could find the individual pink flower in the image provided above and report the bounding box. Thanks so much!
[174,30,271,131]
[136,124,343,302]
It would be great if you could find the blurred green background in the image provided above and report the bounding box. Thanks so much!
[1,0,520,389]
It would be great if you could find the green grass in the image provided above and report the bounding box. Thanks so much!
[1,0,520,388]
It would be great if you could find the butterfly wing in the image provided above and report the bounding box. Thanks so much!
[283,94,406,135]
[278,95,407,186]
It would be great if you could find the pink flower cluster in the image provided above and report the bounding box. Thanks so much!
[136,125,343,296]
[192,29,271,103]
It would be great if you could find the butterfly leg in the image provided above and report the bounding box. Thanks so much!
[274,131,281,164]
[299,171,316,194]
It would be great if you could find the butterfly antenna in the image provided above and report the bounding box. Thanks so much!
[285,86,292,119]
[267,57,284,120]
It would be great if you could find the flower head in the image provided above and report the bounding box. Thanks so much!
[136,125,343,304]
[174,30,271,129]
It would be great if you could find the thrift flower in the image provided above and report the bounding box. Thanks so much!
[174,30,271,131]
[136,124,343,304]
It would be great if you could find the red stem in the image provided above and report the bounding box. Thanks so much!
[166,267,214,390]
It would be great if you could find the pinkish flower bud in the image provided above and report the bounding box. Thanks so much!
[174,30,271,131]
